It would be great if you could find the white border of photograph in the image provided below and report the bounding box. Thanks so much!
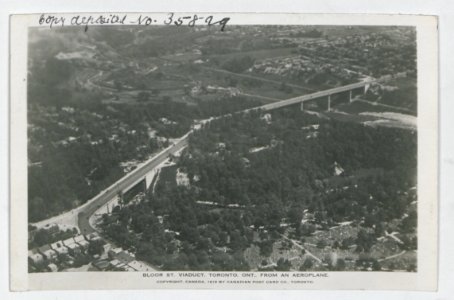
[9,12,438,291]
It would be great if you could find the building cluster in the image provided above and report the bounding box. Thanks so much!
[300,32,416,77]
[28,223,156,272]
[28,226,104,273]
[176,168,190,187]
[249,54,357,85]
[190,82,240,97]
[301,123,320,140]
[91,247,155,272]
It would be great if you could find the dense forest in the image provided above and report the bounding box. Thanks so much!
[28,96,262,222]
[27,50,262,222]
[100,108,417,271]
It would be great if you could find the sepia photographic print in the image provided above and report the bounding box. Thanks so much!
[10,13,438,290]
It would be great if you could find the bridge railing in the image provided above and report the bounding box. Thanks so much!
[257,80,376,111]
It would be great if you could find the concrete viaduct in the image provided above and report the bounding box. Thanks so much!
[250,79,375,112]
[35,80,376,233]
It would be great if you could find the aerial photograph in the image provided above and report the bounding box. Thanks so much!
[27,24,417,273]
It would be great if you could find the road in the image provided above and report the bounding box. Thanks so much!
[279,234,322,263]
[354,98,415,114]
[378,250,407,262]
[77,135,189,234]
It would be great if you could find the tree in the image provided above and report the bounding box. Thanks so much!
[406,264,417,272]
[372,259,381,271]
[222,56,255,73]
[335,258,346,271]
[137,91,150,102]
[300,258,314,271]
[299,223,315,236]
[279,82,293,94]
[276,258,291,271]
[316,239,327,249]
[356,229,375,252]
[88,240,105,256]
[114,80,123,91]
[258,240,274,257]
[401,210,417,233]
[227,77,238,87]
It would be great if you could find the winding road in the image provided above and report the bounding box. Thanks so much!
[77,136,189,234]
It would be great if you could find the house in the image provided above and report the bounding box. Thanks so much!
[86,232,103,243]
[92,259,110,271]
[47,263,59,272]
[108,247,123,259]
[115,250,135,264]
[109,259,121,267]
[63,237,76,247]
[37,245,58,262]
[190,85,202,97]
[28,250,44,267]
[128,260,154,272]
[102,243,111,253]
[114,263,127,271]
[63,238,82,255]
[261,113,272,124]
[50,241,69,257]
[28,229,38,244]
[333,161,345,176]
[302,124,320,130]
[66,243,82,256]
[109,259,126,270]
[85,232,100,240]
[176,168,190,187]
[86,233,105,250]
[216,142,226,151]
[241,157,251,168]
[74,235,90,251]
[42,223,59,236]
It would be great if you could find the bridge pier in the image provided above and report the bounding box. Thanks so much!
[145,169,157,189]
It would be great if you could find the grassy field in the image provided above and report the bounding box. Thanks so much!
[378,77,417,114]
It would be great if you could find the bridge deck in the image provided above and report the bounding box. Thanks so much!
[253,80,375,112]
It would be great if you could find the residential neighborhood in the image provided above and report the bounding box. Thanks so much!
[28,224,154,272]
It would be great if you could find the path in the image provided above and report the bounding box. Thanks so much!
[279,234,322,263]
[354,98,414,114]
[378,250,407,262]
